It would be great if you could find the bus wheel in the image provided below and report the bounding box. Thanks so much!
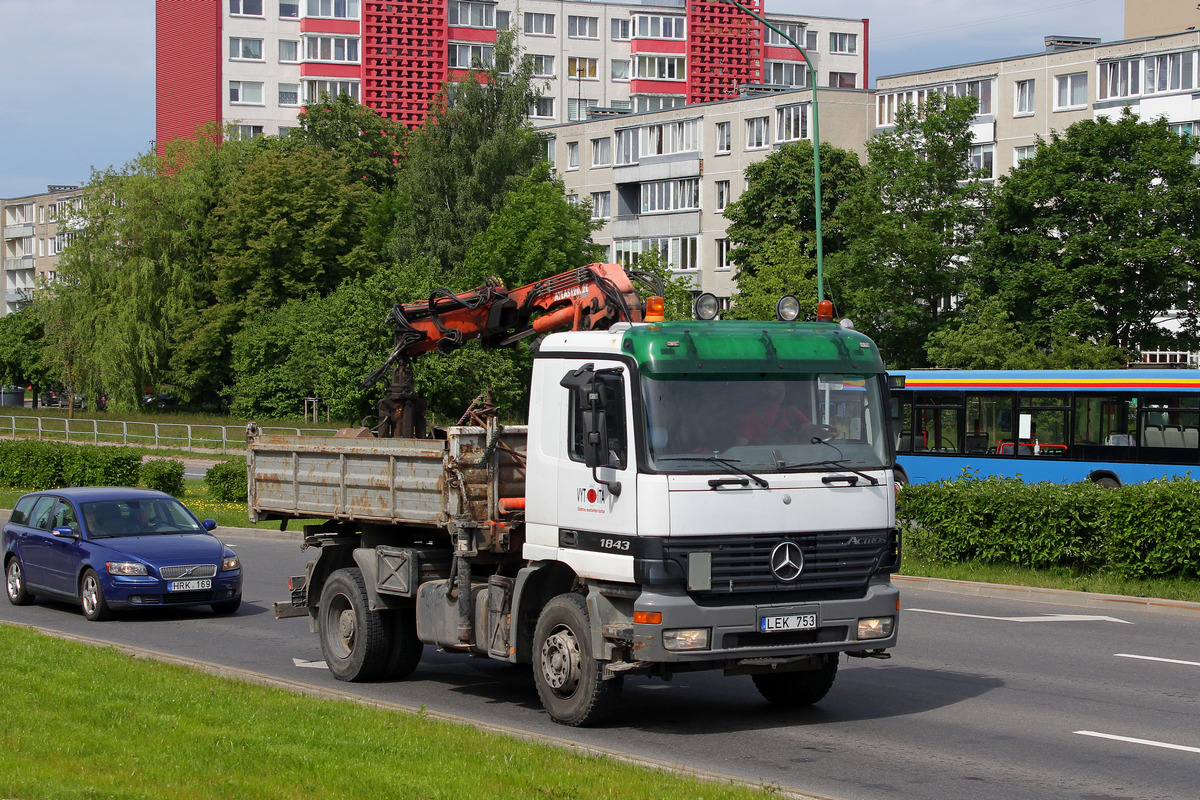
[1092,476,1120,489]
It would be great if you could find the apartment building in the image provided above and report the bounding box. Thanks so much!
[1125,0,1200,39]
[1,187,81,317]
[156,0,867,145]
[874,30,1200,182]
[550,85,875,299]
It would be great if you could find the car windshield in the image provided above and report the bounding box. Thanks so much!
[642,373,891,473]
[81,497,204,538]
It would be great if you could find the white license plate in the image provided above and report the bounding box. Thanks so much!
[168,579,212,592]
[760,613,818,632]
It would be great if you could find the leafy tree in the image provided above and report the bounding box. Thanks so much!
[388,29,547,281]
[628,246,699,322]
[289,93,407,191]
[828,93,992,367]
[0,306,50,391]
[973,110,1200,354]
[723,140,863,283]
[725,228,818,320]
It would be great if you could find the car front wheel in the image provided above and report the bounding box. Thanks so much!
[6,557,34,605]
[80,569,113,621]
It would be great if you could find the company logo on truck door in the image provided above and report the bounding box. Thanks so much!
[576,485,607,513]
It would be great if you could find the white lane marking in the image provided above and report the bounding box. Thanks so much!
[907,608,1132,624]
[293,658,328,669]
[1115,653,1200,668]
[1076,731,1200,755]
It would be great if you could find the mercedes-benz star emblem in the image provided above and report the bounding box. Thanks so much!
[769,541,804,582]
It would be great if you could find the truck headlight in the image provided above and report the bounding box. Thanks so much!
[857,617,894,640]
[662,628,710,651]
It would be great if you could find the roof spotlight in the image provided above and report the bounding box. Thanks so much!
[775,294,801,322]
[693,292,721,320]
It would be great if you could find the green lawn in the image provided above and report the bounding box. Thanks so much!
[0,625,777,800]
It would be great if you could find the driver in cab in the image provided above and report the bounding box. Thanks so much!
[734,381,811,446]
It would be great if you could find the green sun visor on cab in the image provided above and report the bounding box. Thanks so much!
[621,321,885,377]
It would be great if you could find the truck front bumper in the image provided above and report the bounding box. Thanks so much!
[622,579,898,665]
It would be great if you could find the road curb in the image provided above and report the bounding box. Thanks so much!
[894,574,1200,617]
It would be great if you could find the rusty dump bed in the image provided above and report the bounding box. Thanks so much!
[246,426,528,528]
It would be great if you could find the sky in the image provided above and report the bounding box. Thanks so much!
[0,0,1126,199]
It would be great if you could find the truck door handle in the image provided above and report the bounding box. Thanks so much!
[822,475,859,486]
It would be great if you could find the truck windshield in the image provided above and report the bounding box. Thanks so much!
[641,373,890,473]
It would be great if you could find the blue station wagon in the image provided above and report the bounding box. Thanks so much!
[3,487,242,620]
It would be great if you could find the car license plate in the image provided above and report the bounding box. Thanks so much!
[760,613,818,633]
[168,579,212,592]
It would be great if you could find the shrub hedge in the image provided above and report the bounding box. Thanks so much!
[897,475,1200,579]
[0,440,142,491]
[204,458,248,502]
[140,458,186,497]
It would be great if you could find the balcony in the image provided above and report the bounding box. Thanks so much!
[3,222,35,239]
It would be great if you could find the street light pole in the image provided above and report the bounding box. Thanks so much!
[719,0,824,302]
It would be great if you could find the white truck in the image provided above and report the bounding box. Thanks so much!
[258,264,899,726]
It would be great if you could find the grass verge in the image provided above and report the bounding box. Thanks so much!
[0,625,777,800]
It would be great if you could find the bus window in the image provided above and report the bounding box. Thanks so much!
[917,407,960,453]
[1141,395,1200,454]
[1075,395,1136,447]
[966,394,1012,454]
[893,396,913,453]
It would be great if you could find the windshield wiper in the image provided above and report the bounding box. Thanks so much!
[782,459,881,486]
[659,456,770,488]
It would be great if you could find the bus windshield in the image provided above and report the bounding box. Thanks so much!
[641,373,890,473]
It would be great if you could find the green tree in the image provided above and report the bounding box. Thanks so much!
[289,93,407,191]
[973,110,1200,354]
[829,93,992,367]
[0,306,50,392]
[725,229,818,320]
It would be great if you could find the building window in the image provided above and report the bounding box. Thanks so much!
[634,96,685,113]
[829,32,856,54]
[1014,144,1037,165]
[1099,59,1140,100]
[232,124,264,140]
[1055,72,1088,109]
[1145,52,1195,94]
[279,40,299,62]
[592,137,611,167]
[616,128,639,165]
[304,78,359,102]
[566,142,579,170]
[526,54,554,78]
[765,61,807,87]
[641,178,700,213]
[806,30,818,50]
[716,238,732,270]
[956,79,992,114]
[612,18,631,41]
[640,119,699,155]
[829,72,856,89]
[715,121,731,154]
[230,0,263,16]
[530,97,554,118]
[633,14,685,40]
[305,36,360,63]
[567,57,598,80]
[280,1,299,17]
[568,15,599,39]
[776,104,808,142]
[496,10,509,29]
[449,43,494,69]
[306,0,359,18]
[546,137,556,167]
[764,22,802,46]
[229,81,264,104]
[611,59,630,81]
[279,83,300,105]
[715,180,730,212]
[1014,79,1035,115]
[567,98,598,121]
[591,191,611,220]
[970,143,995,179]
[449,1,494,28]
[614,239,641,267]
[524,13,554,35]
[230,37,263,60]
[634,55,685,81]
[746,117,769,149]
[644,236,699,271]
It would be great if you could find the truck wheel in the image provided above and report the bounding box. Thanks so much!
[752,656,838,707]
[532,592,623,727]
[383,608,423,679]
[318,568,389,682]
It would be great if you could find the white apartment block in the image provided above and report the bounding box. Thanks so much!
[1,187,81,317]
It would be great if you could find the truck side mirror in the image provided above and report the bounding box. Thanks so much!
[581,409,609,469]
[561,364,623,497]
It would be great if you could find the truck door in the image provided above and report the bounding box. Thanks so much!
[555,363,639,580]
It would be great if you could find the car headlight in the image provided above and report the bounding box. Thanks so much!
[857,616,895,640]
[662,628,710,651]
[106,561,148,576]
[222,555,240,571]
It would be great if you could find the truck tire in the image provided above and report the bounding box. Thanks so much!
[532,592,623,727]
[752,656,838,707]
[318,567,389,682]
[384,608,423,679]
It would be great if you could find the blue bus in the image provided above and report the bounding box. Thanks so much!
[889,369,1200,486]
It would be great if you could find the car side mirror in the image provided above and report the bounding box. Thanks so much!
[52,525,78,539]
[202,519,217,531]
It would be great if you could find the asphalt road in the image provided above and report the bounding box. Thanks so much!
[3,524,1199,800]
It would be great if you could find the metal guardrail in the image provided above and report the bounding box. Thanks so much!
[0,415,339,455]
